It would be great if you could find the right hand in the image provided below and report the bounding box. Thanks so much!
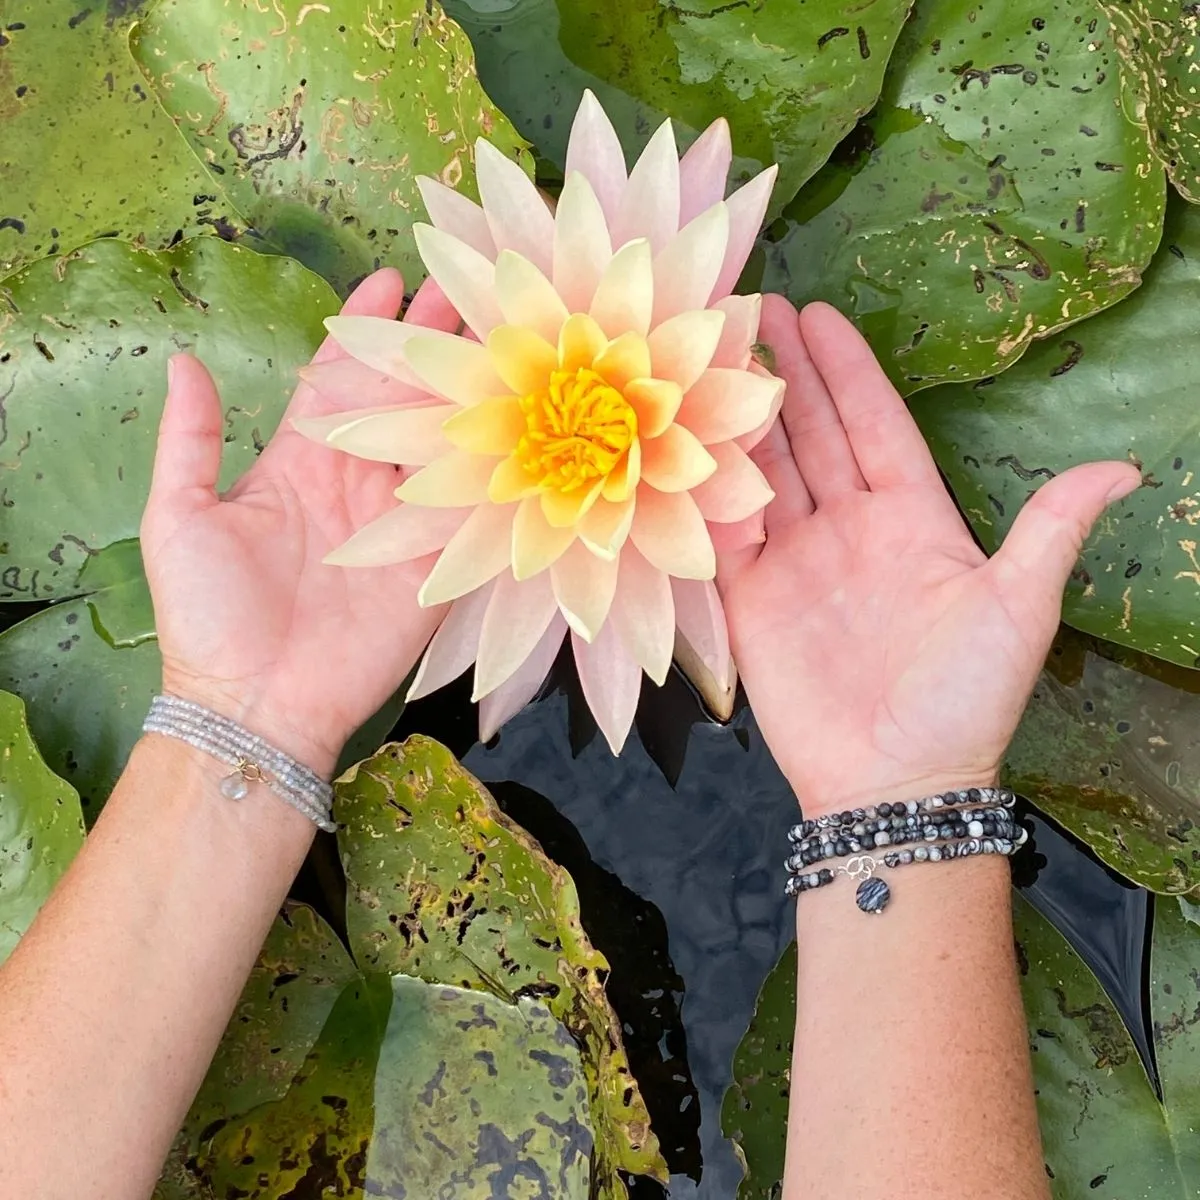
[718,296,1140,814]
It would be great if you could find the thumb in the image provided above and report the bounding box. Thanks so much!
[148,354,224,516]
[989,460,1141,609]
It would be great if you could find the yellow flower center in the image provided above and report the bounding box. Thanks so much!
[516,367,637,493]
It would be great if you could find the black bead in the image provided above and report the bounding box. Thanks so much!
[879,803,892,817]
[835,839,848,856]
[967,787,982,803]
[856,877,891,914]
[819,868,834,884]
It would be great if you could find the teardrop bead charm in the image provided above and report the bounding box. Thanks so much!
[220,771,250,801]
[855,876,891,914]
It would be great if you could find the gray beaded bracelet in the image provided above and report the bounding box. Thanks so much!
[788,787,1016,843]
[143,694,337,833]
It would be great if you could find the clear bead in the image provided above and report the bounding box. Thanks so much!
[220,772,250,801]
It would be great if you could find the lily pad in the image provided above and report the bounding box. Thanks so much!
[0,0,235,280]
[336,735,667,1193]
[131,0,529,293]
[0,236,337,601]
[765,0,1166,393]
[911,195,1200,666]
[1005,631,1200,895]
[1099,1,1200,203]
[0,688,83,966]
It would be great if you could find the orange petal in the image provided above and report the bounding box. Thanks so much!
[473,569,560,699]
[647,310,726,392]
[553,171,613,314]
[323,505,470,567]
[691,441,774,523]
[590,238,653,338]
[602,438,641,503]
[441,396,526,456]
[397,451,501,506]
[404,334,508,407]
[609,546,675,685]
[652,202,729,326]
[593,331,652,391]
[577,495,634,559]
[559,313,609,373]
[488,454,541,504]
[512,495,576,579]
[418,503,516,606]
[624,378,683,440]
[487,325,558,395]
[541,479,604,528]
[640,424,717,492]
[675,368,784,445]
[494,250,570,345]
[630,489,715,579]
[551,541,620,642]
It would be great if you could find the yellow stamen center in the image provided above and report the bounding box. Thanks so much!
[517,368,637,493]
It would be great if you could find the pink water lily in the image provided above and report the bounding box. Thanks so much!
[297,91,781,752]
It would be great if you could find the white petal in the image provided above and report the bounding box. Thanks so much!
[678,119,732,225]
[652,202,729,326]
[297,404,455,465]
[473,570,560,700]
[551,541,620,642]
[553,172,613,315]
[418,503,516,606]
[478,615,567,741]
[590,239,653,339]
[476,138,555,276]
[414,223,506,340]
[495,250,570,345]
[711,294,762,369]
[565,89,628,227]
[672,578,735,720]
[609,546,675,685]
[417,176,496,258]
[711,165,778,303]
[323,315,450,387]
[324,505,471,567]
[610,119,680,255]
[573,622,642,754]
[404,334,508,407]
[407,582,494,702]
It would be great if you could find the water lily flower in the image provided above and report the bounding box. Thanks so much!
[297,90,782,753]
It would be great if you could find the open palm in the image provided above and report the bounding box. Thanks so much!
[140,269,454,775]
[719,297,1140,814]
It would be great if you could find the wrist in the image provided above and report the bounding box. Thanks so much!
[783,767,1002,818]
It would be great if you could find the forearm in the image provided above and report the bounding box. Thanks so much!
[0,734,316,1200]
[784,847,1047,1199]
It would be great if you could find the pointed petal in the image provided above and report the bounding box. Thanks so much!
[407,583,494,702]
[709,509,766,554]
[711,165,778,302]
[541,479,604,527]
[672,578,735,719]
[652,202,729,326]
[417,175,496,258]
[512,495,576,579]
[641,424,717,492]
[630,488,715,579]
[565,89,627,227]
[397,451,502,506]
[418,503,516,606]
[610,547,675,685]
[551,541,619,641]
[574,622,642,754]
[554,172,613,314]
[692,441,774,522]
[611,119,680,255]
[602,438,641,503]
[495,250,570,345]
[299,358,433,411]
[624,378,682,440]
[404,334,508,407]
[647,310,726,392]
[441,395,526,456]
[414,223,506,339]
[294,404,455,465]
[324,505,471,567]
[577,495,634,559]
[478,614,567,741]
[475,138,555,275]
[679,119,732,225]
[593,331,651,391]
[590,239,653,339]
[711,293,762,369]
[675,368,784,444]
[323,315,448,386]
[559,313,609,372]
[488,454,540,504]
[487,325,558,395]
[472,569,560,699]
[734,360,787,452]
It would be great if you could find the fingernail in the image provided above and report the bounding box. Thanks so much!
[166,355,177,389]
[1105,474,1141,503]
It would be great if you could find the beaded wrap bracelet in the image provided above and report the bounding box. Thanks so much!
[788,787,1016,842]
[143,694,336,832]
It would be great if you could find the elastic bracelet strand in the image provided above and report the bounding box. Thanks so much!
[788,787,1016,843]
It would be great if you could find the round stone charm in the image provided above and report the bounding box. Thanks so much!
[855,876,891,914]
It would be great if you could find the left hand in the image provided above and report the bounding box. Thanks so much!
[140,269,455,778]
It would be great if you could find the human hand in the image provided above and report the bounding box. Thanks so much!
[140,269,458,778]
[719,297,1140,815]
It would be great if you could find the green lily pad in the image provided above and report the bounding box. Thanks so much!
[0,0,236,280]
[131,0,529,294]
[0,689,83,966]
[765,0,1166,393]
[911,195,1200,666]
[1005,630,1200,895]
[336,735,667,1194]
[1099,1,1200,203]
[720,941,794,1200]
[445,0,912,204]
[78,540,155,649]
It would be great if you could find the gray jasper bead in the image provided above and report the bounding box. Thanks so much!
[856,877,892,914]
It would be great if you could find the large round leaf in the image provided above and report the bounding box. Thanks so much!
[131,0,529,293]
[336,736,667,1195]
[0,689,83,966]
[765,0,1166,392]
[911,196,1200,666]
[0,0,236,280]
[0,237,337,601]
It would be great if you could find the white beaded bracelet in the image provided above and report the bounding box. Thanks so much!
[142,694,337,832]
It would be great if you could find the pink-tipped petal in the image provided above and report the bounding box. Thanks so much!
[678,119,732,224]
[397,452,502,507]
[417,176,496,258]
[711,164,778,302]
[640,424,717,492]
[292,404,406,446]
[692,441,775,523]
[676,368,784,445]
[473,569,560,699]
[609,547,674,685]
[407,583,494,702]
[404,334,508,407]
[646,310,726,392]
[324,505,471,567]
[323,315,450,386]
[630,488,715,579]
[475,139,555,275]
[414,223,506,339]
[710,294,762,369]
[672,578,735,720]
[652,203,729,326]
[734,359,787,452]
[565,89,628,228]
[418,503,517,606]
[495,251,570,345]
[512,495,576,579]
[590,239,654,339]
[554,172,613,315]
[299,358,435,411]
[573,622,642,754]
[297,403,456,466]
[577,495,634,559]
[551,541,620,641]
[478,614,567,741]
[611,119,681,254]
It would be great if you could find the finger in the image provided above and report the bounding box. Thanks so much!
[988,462,1141,614]
[798,302,941,492]
[404,275,462,333]
[147,354,224,518]
[748,416,812,534]
[760,294,866,505]
[714,510,767,590]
